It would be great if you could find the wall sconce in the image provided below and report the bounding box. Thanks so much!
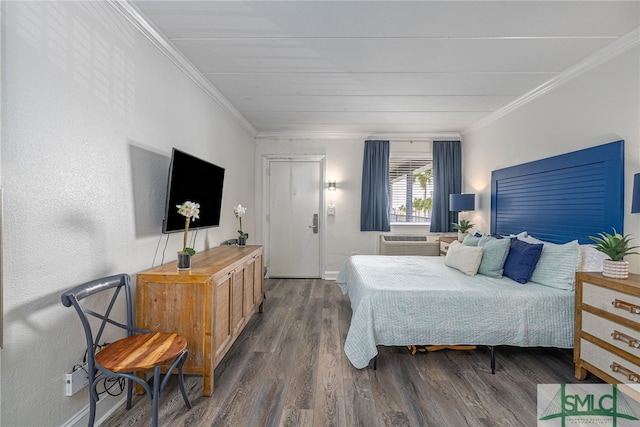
[328,180,337,191]
[449,193,475,212]
[632,173,640,213]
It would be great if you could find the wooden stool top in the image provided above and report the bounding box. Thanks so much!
[95,332,187,372]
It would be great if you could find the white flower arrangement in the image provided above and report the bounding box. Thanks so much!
[177,201,200,256]
[234,204,248,239]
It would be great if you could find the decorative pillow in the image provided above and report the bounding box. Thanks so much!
[478,235,498,245]
[462,233,482,246]
[445,240,483,276]
[508,231,528,239]
[477,236,511,278]
[578,244,608,272]
[503,238,543,284]
[520,236,580,290]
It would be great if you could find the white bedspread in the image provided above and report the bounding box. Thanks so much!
[336,255,574,369]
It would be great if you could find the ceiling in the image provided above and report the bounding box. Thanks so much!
[131,1,640,138]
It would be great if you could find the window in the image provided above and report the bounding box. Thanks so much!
[389,157,433,224]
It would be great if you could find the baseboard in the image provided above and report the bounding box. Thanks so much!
[61,394,126,427]
[324,271,339,281]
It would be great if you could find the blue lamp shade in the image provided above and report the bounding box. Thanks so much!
[633,173,640,214]
[449,193,475,212]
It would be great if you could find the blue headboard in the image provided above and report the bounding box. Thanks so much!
[491,140,624,244]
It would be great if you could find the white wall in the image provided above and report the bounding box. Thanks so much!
[254,137,440,276]
[463,46,640,273]
[1,2,255,426]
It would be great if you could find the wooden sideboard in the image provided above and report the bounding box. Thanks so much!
[575,271,640,383]
[136,245,264,396]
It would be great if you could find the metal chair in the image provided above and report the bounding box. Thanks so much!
[61,274,192,427]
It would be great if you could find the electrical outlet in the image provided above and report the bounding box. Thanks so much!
[65,365,89,396]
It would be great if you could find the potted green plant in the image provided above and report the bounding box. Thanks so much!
[452,219,474,242]
[588,229,639,279]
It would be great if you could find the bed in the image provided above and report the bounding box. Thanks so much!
[336,140,625,370]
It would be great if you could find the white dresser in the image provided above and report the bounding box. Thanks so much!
[575,271,640,383]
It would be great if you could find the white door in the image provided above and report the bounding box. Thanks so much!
[268,160,321,278]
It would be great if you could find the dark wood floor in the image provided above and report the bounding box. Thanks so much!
[103,278,601,426]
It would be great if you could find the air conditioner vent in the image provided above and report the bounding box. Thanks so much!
[382,235,428,242]
[379,235,439,256]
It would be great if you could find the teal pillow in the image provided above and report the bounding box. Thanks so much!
[477,236,511,278]
[477,234,505,245]
[521,236,579,290]
[462,233,482,246]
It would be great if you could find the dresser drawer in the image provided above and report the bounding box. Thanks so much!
[583,282,640,323]
[582,311,640,357]
[581,339,640,383]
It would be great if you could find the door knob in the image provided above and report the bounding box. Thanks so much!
[309,213,319,234]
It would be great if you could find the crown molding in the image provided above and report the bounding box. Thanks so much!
[256,131,370,140]
[107,1,257,137]
[369,132,462,141]
[256,131,462,141]
[464,27,640,136]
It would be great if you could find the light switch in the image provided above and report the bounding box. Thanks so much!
[327,205,336,216]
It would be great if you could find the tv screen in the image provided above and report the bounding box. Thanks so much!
[162,148,225,233]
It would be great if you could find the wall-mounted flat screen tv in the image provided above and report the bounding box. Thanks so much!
[162,148,225,233]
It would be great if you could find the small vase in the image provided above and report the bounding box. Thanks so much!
[237,236,246,247]
[177,252,191,270]
[602,259,629,279]
[457,232,465,242]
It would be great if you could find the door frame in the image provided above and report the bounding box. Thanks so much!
[262,155,326,279]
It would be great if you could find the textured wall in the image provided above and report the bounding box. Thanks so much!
[463,46,640,273]
[1,2,255,426]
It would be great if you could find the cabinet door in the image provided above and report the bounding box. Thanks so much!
[253,253,264,306]
[231,268,245,335]
[137,279,205,371]
[214,272,232,361]
[244,257,256,314]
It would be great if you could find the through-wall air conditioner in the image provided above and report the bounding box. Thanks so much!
[379,235,440,256]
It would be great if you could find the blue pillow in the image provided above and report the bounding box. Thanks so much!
[503,238,544,284]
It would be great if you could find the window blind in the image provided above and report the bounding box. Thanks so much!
[389,157,433,223]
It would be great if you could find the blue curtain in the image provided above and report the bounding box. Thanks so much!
[431,140,461,232]
[360,140,390,231]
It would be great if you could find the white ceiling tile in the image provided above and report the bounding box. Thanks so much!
[131,1,640,135]
[228,95,515,113]
[205,72,556,96]
[171,37,616,73]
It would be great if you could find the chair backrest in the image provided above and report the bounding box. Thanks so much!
[61,274,135,368]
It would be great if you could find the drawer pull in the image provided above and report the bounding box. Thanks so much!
[611,362,640,382]
[612,330,640,348]
[612,299,640,314]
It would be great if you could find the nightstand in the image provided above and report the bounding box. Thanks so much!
[439,236,458,256]
[575,271,640,383]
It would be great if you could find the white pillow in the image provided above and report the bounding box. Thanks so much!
[578,245,608,272]
[509,231,528,239]
[445,240,483,276]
